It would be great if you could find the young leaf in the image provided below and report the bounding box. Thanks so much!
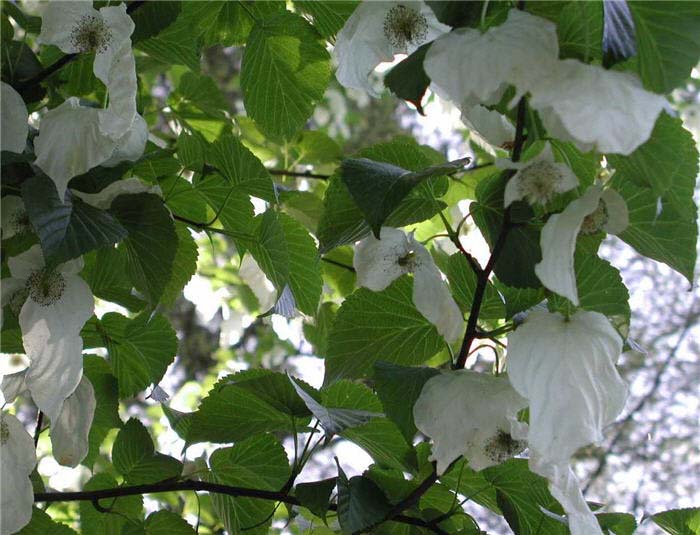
[651,507,700,535]
[336,461,392,534]
[384,43,431,114]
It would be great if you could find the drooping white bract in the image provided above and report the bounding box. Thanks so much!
[507,309,627,535]
[72,176,162,210]
[425,9,559,107]
[354,227,463,342]
[535,185,628,305]
[34,2,146,200]
[238,254,278,312]
[529,60,668,155]
[1,81,28,153]
[0,412,37,535]
[498,142,579,208]
[4,245,94,423]
[461,104,515,151]
[1,195,31,240]
[51,376,96,467]
[413,370,528,474]
[334,1,449,93]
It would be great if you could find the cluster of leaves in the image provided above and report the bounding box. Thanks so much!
[1,1,699,535]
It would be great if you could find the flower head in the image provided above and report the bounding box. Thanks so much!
[498,142,579,208]
[535,185,628,304]
[3,245,94,422]
[334,1,449,93]
[1,82,28,154]
[507,309,626,535]
[0,412,36,534]
[354,227,463,342]
[413,370,528,474]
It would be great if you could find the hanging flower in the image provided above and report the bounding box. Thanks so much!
[506,309,627,535]
[529,60,669,155]
[334,1,449,93]
[1,195,32,240]
[3,245,94,423]
[1,81,28,154]
[413,370,528,474]
[50,376,96,467]
[535,185,628,305]
[353,227,463,342]
[0,412,37,534]
[425,9,559,107]
[497,142,579,208]
[34,2,146,200]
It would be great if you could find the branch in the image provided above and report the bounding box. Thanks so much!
[14,1,145,91]
[34,479,448,534]
[454,96,528,369]
[268,169,330,180]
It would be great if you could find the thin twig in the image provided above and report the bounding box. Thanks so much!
[33,412,43,447]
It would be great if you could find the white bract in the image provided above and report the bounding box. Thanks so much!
[354,227,463,342]
[34,2,146,199]
[0,413,37,535]
[507,309,627,535]
[51,376,96,467]
[334,1,449,93]
[1,81,28,153]
[529,60,668,155]
[498,142,579,208]
[239,254,278,312]
[72,177,162,210]
[461,104,515,151]
[425,9,559,107]
[535,185,628,305]
[414,370,528,474]
[1,195,31,240]
[4,245,94,422]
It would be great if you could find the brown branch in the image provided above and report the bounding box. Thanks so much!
[454,97,528,369]
[34,479,447,534]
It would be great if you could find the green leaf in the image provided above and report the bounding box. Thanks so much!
[496,282,545,319]
[130,1,181,42]
[324,275,445,383]
[160,222,199,306]
[177,130,207,172]
[194,172,255,239]
[630,2,700,93]
[82,355,122,468]
[172,72,230,120]
[101,312,178,399]
[446,253,504,320]
[651,508,700,535]
[208,434,290,535]
[373,361,439,442]
[82,247,147,312]
[207,133,275,201]
[111,193,178,304]
[1,40,45,103]
[384,44,431,114]
[340,156,465,237]
[295,478,337,521]
[132,148,182,181]
[336,462,392,534]
[187,371,306,444]
[341,418,417,472]
[317,140,449,252]
[241,11,331,139]
[548,247,630,326]
[608,113,698,220]
[137,8,202,71]
[159,176,208,223]
[113,418,183,485]
[161,404,194,441]
[144,511,196,535]
[482,459,567,535]
[16,508,77,534]
[247,211,323,315]
[293,130,343,165]
[22,175,127,265]
[295,1,358,38]
[597,512,638,535]
[79,474,143,535]
[471,173,542,288]
[610,172,697,284]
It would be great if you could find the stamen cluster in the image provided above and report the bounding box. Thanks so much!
[383,5,428,51]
